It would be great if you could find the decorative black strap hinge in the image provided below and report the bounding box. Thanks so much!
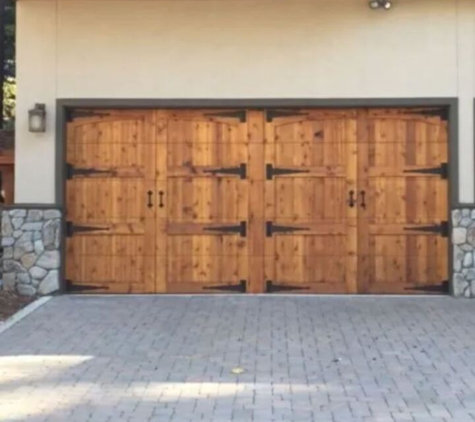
[404,163,448,179]
[66,163,116,180]
[204,110,247,122]
[266,280,309,293]
[203,280,246,293]
[66,109,111,122]
[405,280,449,293]
[204,221,247,237]
[66,280,107,292]
[204,163,247,179]
[66,221,110,237]
[266,164,310,180]
[404,221,449,237]
[266,109,308,122]
[266,222,309,237]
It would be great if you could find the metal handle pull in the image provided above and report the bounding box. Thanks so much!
[360,190,366,209]
[158,191,164,208]
[348,190,356,208]
[147,190,153,209]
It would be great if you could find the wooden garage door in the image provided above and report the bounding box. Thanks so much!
[65,107,448,294]
[357,109,449,294]
[65,110,156,293]
[264,109,358,293]
[155,110,255,293]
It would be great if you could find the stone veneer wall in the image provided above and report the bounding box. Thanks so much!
[452,208,475,298]
[1,208,61,296]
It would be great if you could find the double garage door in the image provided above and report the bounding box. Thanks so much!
[65,108,448,294]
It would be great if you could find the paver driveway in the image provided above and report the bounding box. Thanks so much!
[1,296,475,422]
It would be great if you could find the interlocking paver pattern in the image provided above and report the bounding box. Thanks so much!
[0,296,475,422]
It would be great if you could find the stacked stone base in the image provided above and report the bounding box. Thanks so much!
[2,208,61,296]
[452,208,475,297]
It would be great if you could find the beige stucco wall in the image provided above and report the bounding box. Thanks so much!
[16,0,475,203]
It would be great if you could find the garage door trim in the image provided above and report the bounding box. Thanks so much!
[55,98,459,294]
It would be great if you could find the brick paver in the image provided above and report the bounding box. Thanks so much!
[0,296,475,422]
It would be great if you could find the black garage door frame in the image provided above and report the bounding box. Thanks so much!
[56,98,460,294]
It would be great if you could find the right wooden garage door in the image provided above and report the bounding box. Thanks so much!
[357,109,449,294]
[264,108,449,294]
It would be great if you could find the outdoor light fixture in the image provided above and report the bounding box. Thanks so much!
[369,0,392,10]
[28,103,47,133]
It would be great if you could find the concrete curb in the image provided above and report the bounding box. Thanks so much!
[0,296,52,336]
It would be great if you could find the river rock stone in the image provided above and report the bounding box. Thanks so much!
[453,210,462,226]
[14,238,34,259]
[43,219,60,250]
[20,253,37,269]
[463,252,473,268]
[34,240,45,256]
[9,210,26,218]
[17,284,35,296]
[30,266,47,280]
[453,228,467,245]
[3,246,13,259]
[22,222,43,231]
[468,227,475,247]
[44,210,61,219]
[464,269,475,281]
[38,271,59,295]
[17,272,31,285]
[453,273,468,297]
[12,217,24,230]
[461,217,473,228]
[2,214,13,237]
[1,237,14,247]
[27,210,43,222]
[4,259,26,274]
[37,251,60,270]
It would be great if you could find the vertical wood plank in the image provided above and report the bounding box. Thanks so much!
[247,110,265,293]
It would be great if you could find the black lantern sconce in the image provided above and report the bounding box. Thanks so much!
[28,103,47,133]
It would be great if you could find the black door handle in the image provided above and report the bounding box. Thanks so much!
[360,190,366,209]
[147,190,153,208]
[348,190,356,208]
[158,191,164,208]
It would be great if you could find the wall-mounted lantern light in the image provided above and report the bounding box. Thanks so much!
[28,103,47,133]
[369,0,392,10]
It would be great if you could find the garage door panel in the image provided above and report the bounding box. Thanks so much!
[67,179,147,221]
[161,110,251,293]
[271,235,347,284]
[359,110,448,294]
[274,121,352,167]
[167,179,248,222]
[66,110,156,293]
[265,110,357,294]
[167,235,248,289]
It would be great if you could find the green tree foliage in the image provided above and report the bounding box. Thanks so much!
[3,0,15,129]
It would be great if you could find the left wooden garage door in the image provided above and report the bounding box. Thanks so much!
[65,111,157,293]
[66,109,257,293]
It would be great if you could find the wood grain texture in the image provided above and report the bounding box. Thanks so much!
[359,108,449,294]
[66,108,449,295]
[66,110,156,293]
[164,110,250,293]
[264,110,358,293]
